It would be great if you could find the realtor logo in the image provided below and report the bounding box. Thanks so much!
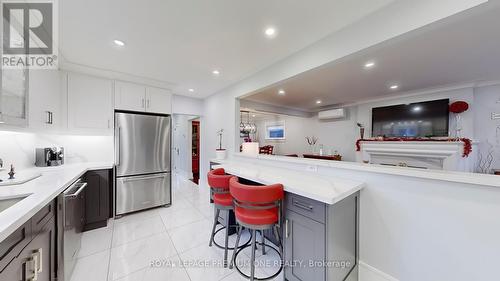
[2,0,58,69]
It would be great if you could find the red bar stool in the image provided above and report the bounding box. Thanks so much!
[229,177,284,281]
[207,168,251,267]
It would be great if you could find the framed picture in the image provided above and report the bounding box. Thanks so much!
[265,121,285,140]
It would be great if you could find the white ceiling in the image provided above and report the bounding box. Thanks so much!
[243,2,500,112]
[58,0,395,98]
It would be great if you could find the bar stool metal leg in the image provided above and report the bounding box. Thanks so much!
[230,225,242,269]
[224,219,230,267]
[261,230,266,255]
[250,229,257,281]
[209,208,220,247]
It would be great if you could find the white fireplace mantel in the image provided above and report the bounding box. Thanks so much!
[356,141,477,172]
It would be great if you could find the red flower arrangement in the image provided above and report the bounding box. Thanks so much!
[449,101,469,114]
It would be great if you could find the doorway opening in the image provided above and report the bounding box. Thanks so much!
[191,120,200,184]
[172,114,201,185]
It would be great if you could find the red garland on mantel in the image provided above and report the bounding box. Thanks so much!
[356,138,472,157]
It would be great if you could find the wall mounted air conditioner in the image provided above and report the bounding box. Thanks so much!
[318,108,346,120]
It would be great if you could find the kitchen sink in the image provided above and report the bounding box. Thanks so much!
[0,195,29,213]
[0,173,42,187]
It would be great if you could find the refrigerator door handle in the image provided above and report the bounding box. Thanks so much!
[123,174,168,182]
[116,126,121,166]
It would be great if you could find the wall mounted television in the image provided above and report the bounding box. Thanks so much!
[371,99,450,138]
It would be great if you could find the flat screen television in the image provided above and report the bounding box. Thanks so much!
[371,99,449,138]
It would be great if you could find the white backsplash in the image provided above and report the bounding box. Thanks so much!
[0,130,113,170]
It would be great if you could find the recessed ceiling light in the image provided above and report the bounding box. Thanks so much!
[389,84,399,90]
[188,88,194,92]
[212,70,220,75]
[413,106,422,112]
[364,61,375,69]
[252,114,256,117]
[278,89,286,96]
[316,100,322,104]
[264,27,277,38]
[113,39,125,47]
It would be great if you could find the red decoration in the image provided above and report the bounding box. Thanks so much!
[356,137,472,157]
[449,101,469,114]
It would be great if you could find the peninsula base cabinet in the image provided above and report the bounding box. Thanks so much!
[0,202,56,281]
[284,192,360,281]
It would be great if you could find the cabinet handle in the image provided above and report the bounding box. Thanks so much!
[116,127,121,166]
[147,99,150,109]
[285,219,289,238]
[293,200,314,211]
[23,257,35,281]
[142,98,145,108]
[45,111,53,124]
[33,248,43,274]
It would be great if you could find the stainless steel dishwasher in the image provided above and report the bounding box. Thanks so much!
[57,178,87,281]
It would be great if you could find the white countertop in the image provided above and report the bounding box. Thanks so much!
[0,162,113,242]
[212,160,365,205]
[226,153,500,188]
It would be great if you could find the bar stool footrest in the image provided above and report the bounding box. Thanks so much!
[232,241,283,281]
[211,225,252,250]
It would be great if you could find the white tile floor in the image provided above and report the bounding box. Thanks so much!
[70,174,283,281]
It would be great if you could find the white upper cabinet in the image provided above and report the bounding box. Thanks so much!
[28,70,63,130]
[67,73,113,133]
[114,81,146,112]
[1,68,28,126]
[114,81,171,114]
[146,87,172,114]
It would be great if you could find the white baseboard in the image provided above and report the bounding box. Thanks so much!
[359,261,399,281]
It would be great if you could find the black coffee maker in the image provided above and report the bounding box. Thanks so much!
[35,147,65,167]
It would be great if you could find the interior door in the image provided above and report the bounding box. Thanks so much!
[115,112,171,176]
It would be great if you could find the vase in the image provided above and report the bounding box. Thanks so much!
[215,149,226,160]
[455,114,463,139]
[359,128,365,139]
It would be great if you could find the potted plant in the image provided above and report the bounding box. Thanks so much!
[216,129,227,160]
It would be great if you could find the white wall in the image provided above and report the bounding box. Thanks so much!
[0,131,113,169]
[172,95,204,116]
[474,84,500,172]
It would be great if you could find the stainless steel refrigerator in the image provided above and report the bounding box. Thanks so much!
[114,112,171,216]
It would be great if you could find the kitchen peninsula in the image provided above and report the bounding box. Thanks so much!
[210,158,365,281]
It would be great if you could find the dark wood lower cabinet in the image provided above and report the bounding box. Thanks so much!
[0,205,56,281]
[83,169,111,231]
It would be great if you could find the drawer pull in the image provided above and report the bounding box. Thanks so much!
[123,174,166,182]
[33,248,43,274]
[293,200,314,211]
[23,257,35,281]
[285,219,289,238]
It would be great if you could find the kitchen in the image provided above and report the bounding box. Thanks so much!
[1,1,500,281]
